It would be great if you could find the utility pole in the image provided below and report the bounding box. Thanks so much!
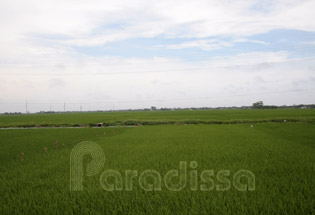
[25,100,28,113]
[50,104,52,112]
[64,103,66,112]
[80,105,82,112]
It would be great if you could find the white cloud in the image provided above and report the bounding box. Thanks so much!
[300,40,315,46]
[49,78,66,88]
[1,0,315,48]
[159,38,269,51]
[160,39,233,51]
[1,51,314,112]
[0,0,315,112]
[233,38,269,45]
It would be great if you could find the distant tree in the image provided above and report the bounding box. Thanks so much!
[252,101,264,109]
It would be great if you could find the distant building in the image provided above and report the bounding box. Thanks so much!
[151,106,157,111]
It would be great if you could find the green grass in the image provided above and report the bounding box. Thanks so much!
[1,108,315,127]
[1,123,314,214]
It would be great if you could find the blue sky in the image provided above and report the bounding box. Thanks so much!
[0,0,315,112]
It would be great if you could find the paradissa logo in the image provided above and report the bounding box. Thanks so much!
[70,141,255,192]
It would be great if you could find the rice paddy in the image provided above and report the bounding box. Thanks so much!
[1,108,315,128]
[0,109,314,214]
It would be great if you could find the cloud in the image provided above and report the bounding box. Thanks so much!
[0,0,313,64]
[1,51,314,111]
[300,40,315,46]
[1,0,315,48]
[60,0,315,46]
[160,39,233,51]
[1,0,315,112]
[233,38,269,45]
[49,78,66,88]
[202,51,290,68]
[159,37,269,51]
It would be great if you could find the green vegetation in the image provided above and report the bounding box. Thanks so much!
[0,108,315,127]
[0,121,314,214]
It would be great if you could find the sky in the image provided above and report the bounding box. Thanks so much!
[0,0,315,113]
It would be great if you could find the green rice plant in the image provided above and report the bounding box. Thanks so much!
[0,122,314,214]
[1,108,315,128]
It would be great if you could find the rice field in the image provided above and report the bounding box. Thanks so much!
[0,109,314,214]
[0,108,315,128]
